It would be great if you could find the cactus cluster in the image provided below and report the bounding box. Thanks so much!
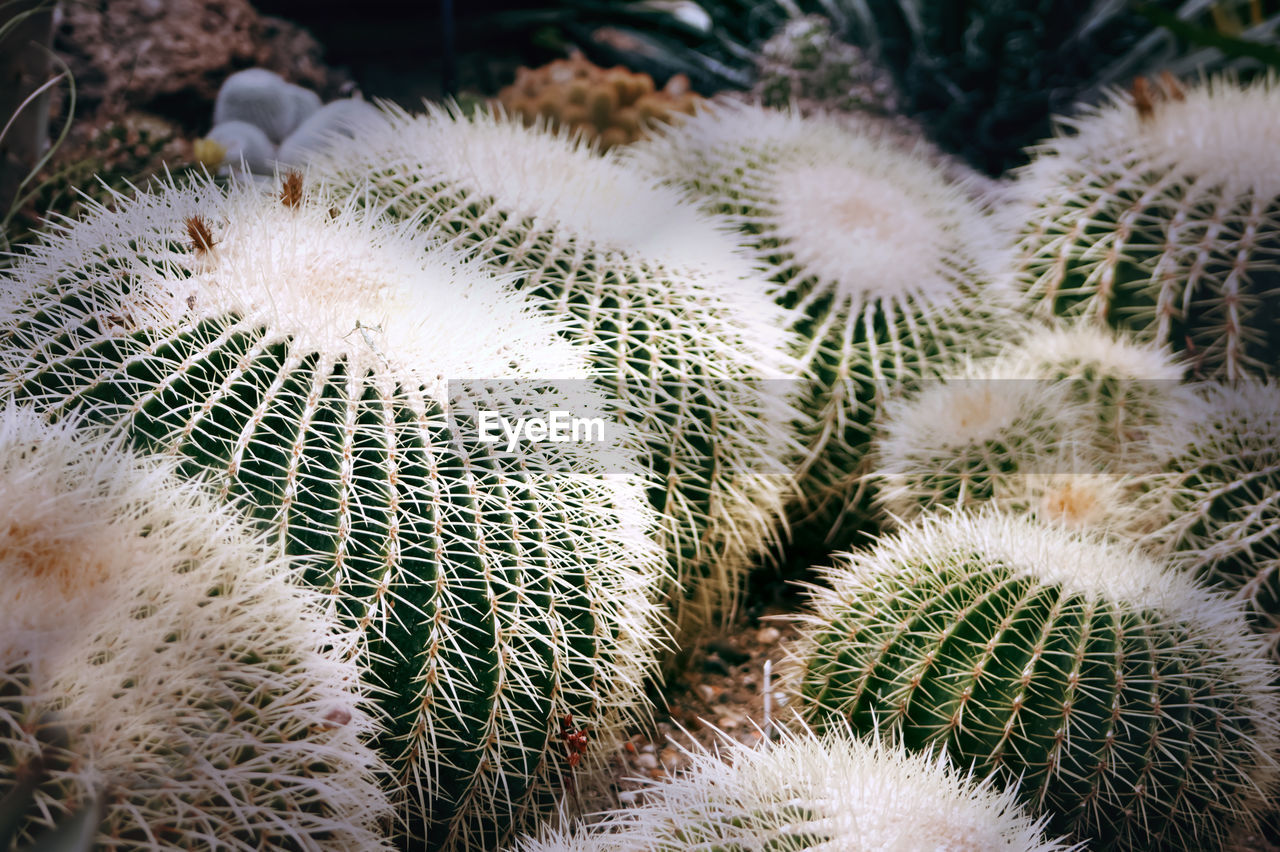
[0,404,391,850]
[1152,380,1280,661]
[872,324,1194,543]
[626,100,1014,543]
[494,53,700,149]
[0,172,667,850]
[509,718,1073,852]
[786,509,1280,850]
[307,104,803,640]
[1008,74,1280,381]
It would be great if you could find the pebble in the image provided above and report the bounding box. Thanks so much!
[619,788,643,805]
[756,626,781,644]
[636,752,659,770]
[696,683,717,704]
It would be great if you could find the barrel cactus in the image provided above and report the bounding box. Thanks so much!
[0,404,391,850]
[1151,379,1280,661]
[625,101,1015,544]
[787,509,1280,850]
[0,173,667,850]
[508,717,1073,852]
[1009,74,1280,381]
[306,105,802,640]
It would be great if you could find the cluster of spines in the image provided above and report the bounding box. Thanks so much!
[786,510,1280,850]
[0,404,392,850]
[494,53,700,149]
[0,170,667,851]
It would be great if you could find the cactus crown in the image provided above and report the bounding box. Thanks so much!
[0,404,392,850]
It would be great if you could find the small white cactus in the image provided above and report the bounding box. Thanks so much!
[508,717,1076,852]
[1008,73,1280,381]
[213,68,322,145]
[625,100,1017,542]
[306,103,805,641]
[0,404,392,850]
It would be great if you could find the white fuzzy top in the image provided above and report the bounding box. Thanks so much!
[509,717,1073,852]
[1,173,590,408]
[1019,74,1280,200]
[0,405,392,850]
[625,100,1006,309]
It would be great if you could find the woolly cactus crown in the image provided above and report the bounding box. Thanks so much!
[789,509,1280,849]
[509,717,1074,852]
[306,103,803,639]
[1009,74,1280,380]
[0,173,667,850]
[0,404,391,850]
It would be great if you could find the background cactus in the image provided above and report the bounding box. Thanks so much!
[494,52,701,149]
[786,509,1280,850]
[0,404,392,851]
[508,717,1074,852]
[1150,379,1280,662]
[307,105,803,642]
[0,173,667,851]
[626,101,1014,544]
[1008,74,1280,381]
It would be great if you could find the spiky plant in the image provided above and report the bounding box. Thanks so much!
[787,509,1280,850]
[305,104,802,641]
[625,101,1015,544]
[1009,74,1280,381]
[507,717,1075,852]
[0,404,392,850]
[1150,379,1280,662]
[0,172,668,851]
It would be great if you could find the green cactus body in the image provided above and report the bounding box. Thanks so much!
[1152,380,1280,661]
[0,405,392,850]
[625,102,1015,545]
[787,510,1280,850]
[306,105,803,641]
[1009,75,1280,381]
[508,719,1073,852]
[0,176,667,850]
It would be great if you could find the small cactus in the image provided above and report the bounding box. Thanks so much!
[0,404,392,850]
[1151,379,1280,661]
[787,509,1280,850]
[625,101,1015,543]
[213,68,322,145]
[753,15,900,117]
[494,53,700,149]
[0,172,668,850]
[508,718,1075,852]
[307,104,803,643]
[1008,74,1280,381]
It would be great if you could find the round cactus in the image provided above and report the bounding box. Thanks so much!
[0,404,392,850]
[786,509,1280,850]
[508,717,1073,852]
[1008,74,1280,381]
[1151,379,1280,661]
[305,104,803,641]
[213,68,322,146]
[0,172,667,850]
[625,101,1015,544]
[203,119,277,179]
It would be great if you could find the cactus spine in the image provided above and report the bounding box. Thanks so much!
[0,174,667,851]
[306,105,803,640]
[786,510,1280,850]
[0,405,391,850]
[1009,74,1280,381]
[625,101,1014,543]
[1152,379,1280,661]
[508,718,1074,852]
